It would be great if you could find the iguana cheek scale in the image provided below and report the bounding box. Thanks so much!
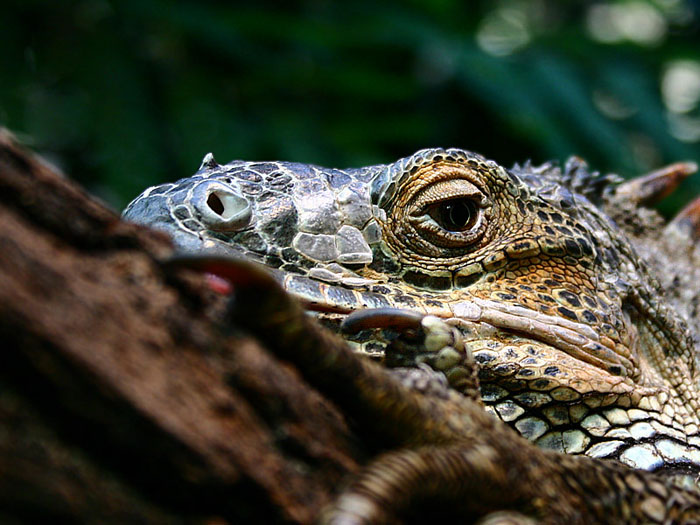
[125,148,700,521]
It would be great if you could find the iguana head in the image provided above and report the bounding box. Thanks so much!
[124,148,700,470]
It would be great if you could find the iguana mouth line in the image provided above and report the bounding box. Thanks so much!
[275,268,630,377]
[302,300,353,315]
[452,298,631,377]
[187,248,630,378]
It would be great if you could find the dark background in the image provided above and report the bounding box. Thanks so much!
[2,0,699,215]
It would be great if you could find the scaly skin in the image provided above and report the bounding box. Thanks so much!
[125,148,700,522]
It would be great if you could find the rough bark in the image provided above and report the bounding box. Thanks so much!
[0,130,362,524]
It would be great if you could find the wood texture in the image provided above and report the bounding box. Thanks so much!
[0,130,360,523]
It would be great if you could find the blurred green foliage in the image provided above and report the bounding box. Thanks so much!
[1,0,699,214]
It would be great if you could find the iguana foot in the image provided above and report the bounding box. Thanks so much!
[342,308,480,402]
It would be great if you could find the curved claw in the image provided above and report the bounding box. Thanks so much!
[615,161,697,206]
[161,254,279,288]
[341,307,424,334]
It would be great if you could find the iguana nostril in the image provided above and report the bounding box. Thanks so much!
[193,184,252,231]
[206,189,250,221]
[207,192,225,216]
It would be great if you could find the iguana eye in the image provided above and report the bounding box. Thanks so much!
[404,178,491,251]
[428,198,478,232]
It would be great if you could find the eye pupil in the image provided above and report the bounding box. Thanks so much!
[435,198,476,232]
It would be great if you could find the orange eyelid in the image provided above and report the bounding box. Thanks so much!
[412,178,486,210]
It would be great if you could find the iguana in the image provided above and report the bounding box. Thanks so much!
[124,148,700,523]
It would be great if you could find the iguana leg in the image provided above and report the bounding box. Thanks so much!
[162,254,481,447]
[163,255,700,524]
[321,442,700,524]
[320,445,537,524]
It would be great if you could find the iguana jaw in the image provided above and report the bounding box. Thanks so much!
[160,223,641,394]
[450,297,632,378]
[271,265,637,384]
[155,229,630,385]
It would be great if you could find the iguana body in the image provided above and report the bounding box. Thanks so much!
[124,148,700,522]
